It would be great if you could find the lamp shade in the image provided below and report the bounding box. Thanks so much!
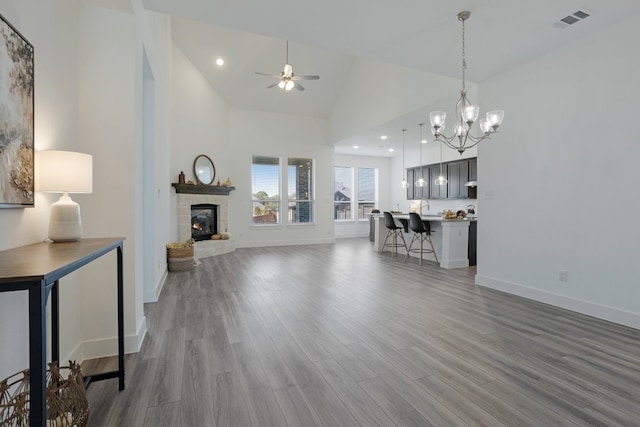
[37,150,93,193]
[37,150,93,242]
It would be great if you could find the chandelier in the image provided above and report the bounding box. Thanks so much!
[429,11,504,154]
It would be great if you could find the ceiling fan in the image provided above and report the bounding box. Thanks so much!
[255,41,320,92]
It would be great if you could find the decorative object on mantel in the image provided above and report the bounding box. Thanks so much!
[216,179,221,186]
[224,177,232,187]
[178,171,185,184]
[172,182,235,195]
[166,239,195,272]
[0,13,35,208]
[193,154,216,185]
[429,11,504,154]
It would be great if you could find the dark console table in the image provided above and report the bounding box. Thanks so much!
[0,238,126,426]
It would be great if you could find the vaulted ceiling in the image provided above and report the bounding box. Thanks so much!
[140,0,640,156]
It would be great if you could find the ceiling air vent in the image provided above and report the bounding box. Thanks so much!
[553,9,591,29]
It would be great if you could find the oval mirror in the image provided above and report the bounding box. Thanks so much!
[193,154,216,185]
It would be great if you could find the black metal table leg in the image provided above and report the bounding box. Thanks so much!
[117,245,125,390]
[28,280,47,426]
[51,280,60,364]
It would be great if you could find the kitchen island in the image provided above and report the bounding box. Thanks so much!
[373,214,476,269]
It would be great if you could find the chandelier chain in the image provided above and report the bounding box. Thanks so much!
[461,17,466,91]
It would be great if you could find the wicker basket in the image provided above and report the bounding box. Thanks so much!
[167,244,195,272]
[0,361,89,427]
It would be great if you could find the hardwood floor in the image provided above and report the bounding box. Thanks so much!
[84,238,640,426]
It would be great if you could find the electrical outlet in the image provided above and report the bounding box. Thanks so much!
[559,271,568,282]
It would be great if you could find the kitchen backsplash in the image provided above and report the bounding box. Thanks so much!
[403,199,478,216]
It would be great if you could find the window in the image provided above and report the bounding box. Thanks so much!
[334,166,353,220]
[288,158,314,224]
[334,166,378,221]
[252,155,315,225]
[252,156,280,224]
[358,167,376,219]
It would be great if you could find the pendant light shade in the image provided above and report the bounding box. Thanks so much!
[400,129,409,188]
[415,123,427,188]
[435,141,447,186]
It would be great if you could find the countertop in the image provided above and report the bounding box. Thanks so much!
[387,213,477,222]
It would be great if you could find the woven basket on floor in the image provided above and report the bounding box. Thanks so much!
[0,361,89,427]
[166,243,195,272]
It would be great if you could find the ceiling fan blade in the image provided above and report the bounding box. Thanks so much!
[255,71,280,78]
[296,75,320,80]
[294,82,305,91]
[266,82,280,89]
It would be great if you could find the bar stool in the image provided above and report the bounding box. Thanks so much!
[404,212,438,265]
[382,211,407,258]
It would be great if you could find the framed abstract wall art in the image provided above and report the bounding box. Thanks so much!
[0,13,34,208]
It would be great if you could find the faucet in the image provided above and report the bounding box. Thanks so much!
[420,199,430,214]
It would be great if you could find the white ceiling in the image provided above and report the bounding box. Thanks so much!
[141,0,640,156]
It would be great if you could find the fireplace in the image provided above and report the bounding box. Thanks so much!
[191,204,218,241]
[174,185,235,259]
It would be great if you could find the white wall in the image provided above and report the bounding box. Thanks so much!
[0,0,81,379]
[330,58,462,143]
[228,109,335,247]
[334,154,390,238]
[171,44,335,247]
[140,6,173,302]
[75,3,147,358]
[170,43,230,241]
[476,13,640,329]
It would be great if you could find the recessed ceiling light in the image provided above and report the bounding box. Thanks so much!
[353,145,359,149]
[380,135,387,140]
[215,57,224,66]
[388,148,395,152]
[421,139,427,144]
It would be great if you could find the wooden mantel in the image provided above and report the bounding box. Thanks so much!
[171,183,235,195]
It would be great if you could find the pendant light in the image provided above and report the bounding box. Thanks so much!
[415,123,427,188]
[435,141,447,186]
[400,129,409,188]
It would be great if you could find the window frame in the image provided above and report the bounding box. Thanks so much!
[252,155,316,227]
[287,157,315,225]
[334,165,354,222]
[357,166,377,221]
[251,155,282,226]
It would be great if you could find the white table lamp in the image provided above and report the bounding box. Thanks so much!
[37,150,93,242]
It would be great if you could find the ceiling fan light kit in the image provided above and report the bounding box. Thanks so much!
[430,11,504,154]
[256,40,320,92]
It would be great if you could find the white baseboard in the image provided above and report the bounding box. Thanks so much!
[144,268,167,303]
[64,342,84,364]
[80,315,147,361]
[475,274,640,330]
[335,233,369,239]
[236,237,336,248]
